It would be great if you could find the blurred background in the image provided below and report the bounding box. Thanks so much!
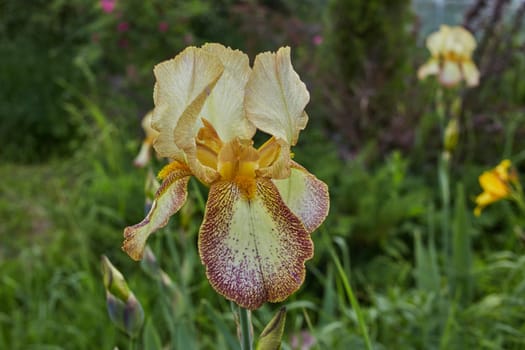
[2,0,525,349]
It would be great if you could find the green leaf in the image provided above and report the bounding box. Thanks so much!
[451,182,472,304]
[414,205,440,293]
[143,318,162,350]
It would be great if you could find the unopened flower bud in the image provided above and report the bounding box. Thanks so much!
[102,255,130,301]
[256,307,286,350]
[106,291,144,338]
[444,118,459,153]
[101,255,144,337]
[451,97,462,119]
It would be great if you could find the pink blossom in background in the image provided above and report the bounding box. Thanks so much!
[91,33,100,43]
[117,21,130,33]
[312,35,323,46]
[100,0,116,13]
[118,38,129,48]
[291,330,316,350]
[158,22,169,33]
[183,33,194,45]
[126,64,138,82]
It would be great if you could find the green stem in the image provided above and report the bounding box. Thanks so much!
[436,87,452,267]
[239,306,253,350]
[511,193,525,217]
[439,153,451,261]
[331,250,374,350]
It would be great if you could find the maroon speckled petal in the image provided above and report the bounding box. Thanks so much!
[272,161,329,233]
[198,179,313,309]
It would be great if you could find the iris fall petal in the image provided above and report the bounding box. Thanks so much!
[273,161,329,233]
[417,59,440,81]
[198,179,313,309]
[462,60,480,87]
[439,61,462,87]
[123,164,191,260]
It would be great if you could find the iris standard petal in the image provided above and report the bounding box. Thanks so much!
[200,43,256,142]
[452,26,476,54]
[272,161,329,233]
[245,47,309,146]
[141,111,159,143]
[152,47,224,159]
[198,179,313,310]
[123,164,191,260]
[427,25,449,56]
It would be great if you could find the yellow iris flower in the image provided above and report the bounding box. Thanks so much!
[123,44,329,309]
[133,111,160,167]
[474,160,517,216]
[418,25,480,88]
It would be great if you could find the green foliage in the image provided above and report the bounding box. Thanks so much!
[331,151,428,246]
[3,113,525,348]
[0,0,91,162]
[87,0,213,74]
[323,0,417,149]
[3,1,525,349]
[451,183,473,304]
[0,0,237,162]
[327,0,412,87]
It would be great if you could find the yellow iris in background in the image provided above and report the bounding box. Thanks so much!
[474,160,517,216]
[418,25,480,88]
[123,43,329,310]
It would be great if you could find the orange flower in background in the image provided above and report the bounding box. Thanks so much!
[474,160,517,216]
[123,44,329,309]
[418,25,480,88]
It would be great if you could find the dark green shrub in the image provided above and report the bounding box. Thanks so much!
[0,0,92,162]
[323,0,417,151]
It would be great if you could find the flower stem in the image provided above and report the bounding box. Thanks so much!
[239,306,253,350]
[438,153,451,261]
[330,249,374,350]
[436,87,452,267]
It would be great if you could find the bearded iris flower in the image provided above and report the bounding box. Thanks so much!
[474,160,517,216]
[418,25,480,88]
[123,44,329,309]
